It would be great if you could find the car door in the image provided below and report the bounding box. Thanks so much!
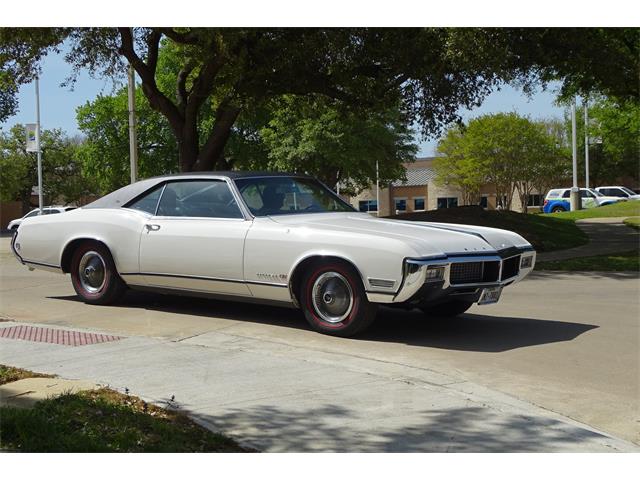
[580,189,597,208]
[138,179,253,296]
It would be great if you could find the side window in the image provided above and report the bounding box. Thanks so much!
[157,180,243,219]
[24,210,40,218]
[127,185,164,215]
[562,190,571,198]
[611,188,625,197]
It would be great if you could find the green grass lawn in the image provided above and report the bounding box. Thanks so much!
[623,217,640,230]
[542,201,640,221]
[0,387,249,452]
[0,364,52,385]
[391,206,588,252]
[536,250,640,272]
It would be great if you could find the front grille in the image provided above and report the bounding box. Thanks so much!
[450,260,500,285]
[501,255,520,280]
[450,262,483,284]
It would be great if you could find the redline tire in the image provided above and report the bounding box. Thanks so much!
[420,300,473,318]
[70,241,126,305]
[300,261,377,337]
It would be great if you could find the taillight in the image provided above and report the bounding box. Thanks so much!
[543,200,548,206]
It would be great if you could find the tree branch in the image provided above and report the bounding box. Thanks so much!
[117,27,184,135]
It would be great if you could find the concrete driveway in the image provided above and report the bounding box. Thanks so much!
[1,238,638,451]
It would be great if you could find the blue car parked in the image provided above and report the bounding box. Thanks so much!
[543,188,625,213]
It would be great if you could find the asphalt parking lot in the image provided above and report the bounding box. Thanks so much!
[0,237,638,450]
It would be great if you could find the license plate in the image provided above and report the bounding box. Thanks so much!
[478,286,502,305]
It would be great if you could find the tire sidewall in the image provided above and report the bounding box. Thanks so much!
[70,242,115,302]
[302,263,363,333]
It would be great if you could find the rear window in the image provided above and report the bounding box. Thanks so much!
[546,190,562,199]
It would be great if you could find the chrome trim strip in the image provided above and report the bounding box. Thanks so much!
[120,272,288,288]
[24,260,61,269]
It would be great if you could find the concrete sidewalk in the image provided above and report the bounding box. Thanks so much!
[537,217,640,262]
[0,320,637,452]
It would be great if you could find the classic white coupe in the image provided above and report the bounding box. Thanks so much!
[11,172,536,336]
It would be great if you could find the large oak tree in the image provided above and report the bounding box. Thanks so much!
[1,28,637,172]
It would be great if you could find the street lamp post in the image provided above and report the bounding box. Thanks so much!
[584,98,590,189]
[570,99,581,211]
[35,76,43,214]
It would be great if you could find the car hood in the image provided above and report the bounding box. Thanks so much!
[268,212,532,258]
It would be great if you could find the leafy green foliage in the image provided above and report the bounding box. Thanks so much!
[562,96,639,186]
[250,96,416,192]
[76,86,178,194]
[3,28,637,172]
[434,113,568,211]
[0,124,95,207]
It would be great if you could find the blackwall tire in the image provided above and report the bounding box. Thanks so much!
[300,261,377,337]
[70,241,126,305]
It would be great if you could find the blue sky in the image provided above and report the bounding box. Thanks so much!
[1,48,565,155]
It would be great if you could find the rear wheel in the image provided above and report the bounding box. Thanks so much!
[299,261,377,337]
[420,300,473,318]
[551,206,566,213]
[70,241,126,305]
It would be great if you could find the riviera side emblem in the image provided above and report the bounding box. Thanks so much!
[257,273,288,282]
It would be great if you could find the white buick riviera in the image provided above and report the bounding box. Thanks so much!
[11,172,536,336]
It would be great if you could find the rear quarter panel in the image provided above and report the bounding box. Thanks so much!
[16,208,146,274]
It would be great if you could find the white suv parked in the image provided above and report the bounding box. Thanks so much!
[595,186,640,201]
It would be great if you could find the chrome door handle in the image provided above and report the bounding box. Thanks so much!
[145,224,161,232]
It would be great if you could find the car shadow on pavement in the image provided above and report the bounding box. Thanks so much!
[49,290,597,353]
[186,404,608,452]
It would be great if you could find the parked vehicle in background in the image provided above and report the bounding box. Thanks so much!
[7,206,77,230]
[11,172,536,337]
[595,186,640,201]
[543,188,626,213]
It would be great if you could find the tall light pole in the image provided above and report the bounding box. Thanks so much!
[570,99,581,211]
[35,76,43,213]
[127,28,138,184]
[584,98,590,189]
[375,159,380,217]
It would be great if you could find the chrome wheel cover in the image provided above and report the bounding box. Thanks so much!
[311,272,354,323]
[78,251,106,294]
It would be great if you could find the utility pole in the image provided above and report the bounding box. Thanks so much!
[570,99,581,211]
[375,159,380,217]
[35,76,43,214]
[127,30,138,184]
[584,98,590,189]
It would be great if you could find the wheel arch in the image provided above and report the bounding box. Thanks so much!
[288,253,366,308]
[60,237,114,274]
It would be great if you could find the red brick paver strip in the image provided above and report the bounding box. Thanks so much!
[0,325,122,347]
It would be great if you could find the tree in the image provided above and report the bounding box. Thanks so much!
[76,86,178,194]
[562,96,639,187]
[249,95,416,192]
[435,113,569,212]
[2,28,637,173]
[0,124,95,212]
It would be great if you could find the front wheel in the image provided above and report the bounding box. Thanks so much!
[300,262,377,337]
[420,300,473,318]
[70,241,126,305]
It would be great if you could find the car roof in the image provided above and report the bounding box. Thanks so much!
[83,171,312,210]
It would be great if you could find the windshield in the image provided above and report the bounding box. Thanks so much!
[588,189,603,197]
[621,187,636,196]
[234,176,355,216]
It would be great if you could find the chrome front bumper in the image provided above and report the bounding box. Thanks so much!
[368,247,536,304]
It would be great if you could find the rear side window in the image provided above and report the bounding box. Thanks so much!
[562,190,571,198]
[127,185,164,215]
